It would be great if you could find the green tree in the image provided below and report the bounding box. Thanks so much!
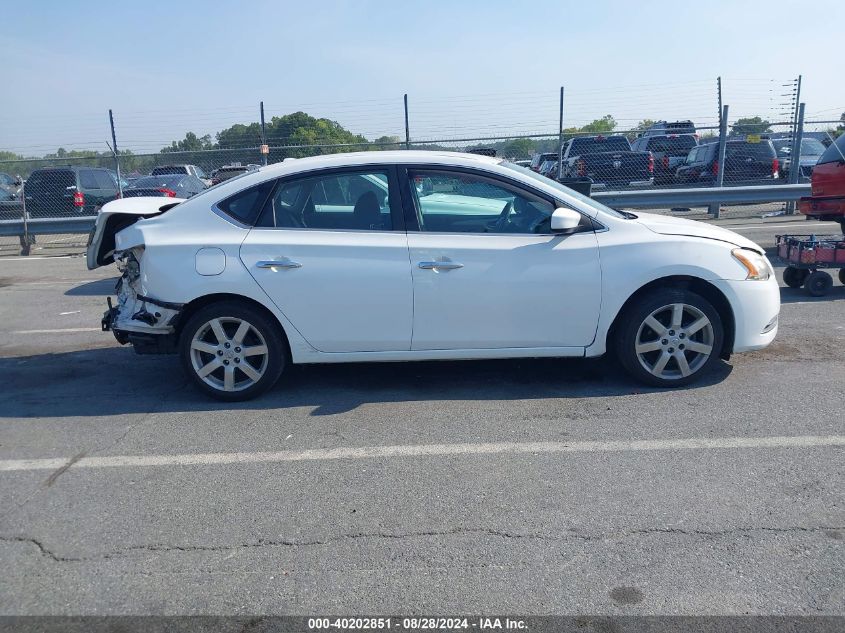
[162,132,214,153]
[580,115,617,134]
[372,135,402,149]
[500,138,536,159]
[731,116,772,137]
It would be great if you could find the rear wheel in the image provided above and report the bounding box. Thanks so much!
[615,289,724,388]
[179,301,285,401]
[804,271,833,297]
[783,266,808,289]
[839,269,845,285]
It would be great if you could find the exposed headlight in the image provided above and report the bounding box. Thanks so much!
[732,248,772,281]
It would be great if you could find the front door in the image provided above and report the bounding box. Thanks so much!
[402,168,602,351]
[240,167,413,353]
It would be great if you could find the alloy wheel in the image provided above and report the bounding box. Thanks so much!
[634,303,715,380]
[189,317,269,392]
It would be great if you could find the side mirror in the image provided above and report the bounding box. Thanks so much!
[551,207,581,232]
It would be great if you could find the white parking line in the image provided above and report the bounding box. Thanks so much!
[1,435,842,474]
[8,327,101,334]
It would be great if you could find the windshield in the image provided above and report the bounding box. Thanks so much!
[500,160,628,219]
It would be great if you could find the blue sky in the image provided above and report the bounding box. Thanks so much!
[1,0,843,154]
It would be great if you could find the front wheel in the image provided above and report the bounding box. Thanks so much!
[615,289,724,388]
[179,301,285,401]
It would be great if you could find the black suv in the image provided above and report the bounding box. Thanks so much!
[23,166,121,218]
[631,134,698,185]
[674,139,779,185]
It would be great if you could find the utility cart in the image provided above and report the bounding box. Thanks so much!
[776,234,845,296]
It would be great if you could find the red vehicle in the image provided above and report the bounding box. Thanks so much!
[799,134,845,232]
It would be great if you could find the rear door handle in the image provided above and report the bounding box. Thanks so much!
[418,261,464,270]
[256,258,302,269]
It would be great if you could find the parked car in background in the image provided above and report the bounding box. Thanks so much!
[530,152,559,172]
[210,164,259,185]
[799,133,845,232]
[122,174,206,199]
[675,138,779,185]
[0,181,23,220]
[0,172,23,197]
[88,150,778,400]
[151,164,210,186]
[23,166,121,217]
[770,137,827,180]
[631,134,698,185]
[640,120,697,139]
[559,135,653,188]
[512,159,532,168]
[539,159,558,179]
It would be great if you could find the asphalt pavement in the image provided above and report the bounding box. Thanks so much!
[0,213,843,617]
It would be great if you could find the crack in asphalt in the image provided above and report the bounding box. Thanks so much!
[2,525,842,564]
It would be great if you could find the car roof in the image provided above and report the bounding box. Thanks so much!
[251,150,500,176]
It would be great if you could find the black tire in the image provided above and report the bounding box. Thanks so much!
[839,269,845,285]
[782,266,808,289]
[179,300,286,401]
[615,288,724,388]
[804,270,833,297]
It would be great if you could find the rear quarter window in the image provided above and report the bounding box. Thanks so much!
[217,180,276,226]
[818,135,845,166]
[79,170,99,189]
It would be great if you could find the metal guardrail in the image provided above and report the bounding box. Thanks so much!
[592,183,810,209]
[0,216,96,237]
[0,183,813,253]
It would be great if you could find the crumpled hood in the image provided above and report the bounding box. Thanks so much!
[633,212,764,253]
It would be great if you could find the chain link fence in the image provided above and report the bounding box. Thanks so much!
[2,77,841,255]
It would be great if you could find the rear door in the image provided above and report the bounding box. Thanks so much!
[239,167,413,353]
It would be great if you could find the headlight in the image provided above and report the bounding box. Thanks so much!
[732,248,772,281]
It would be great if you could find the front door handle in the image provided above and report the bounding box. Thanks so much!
[256,258,302,269]
[418,261,464,271]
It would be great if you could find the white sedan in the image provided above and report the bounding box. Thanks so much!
[88,151,779,401]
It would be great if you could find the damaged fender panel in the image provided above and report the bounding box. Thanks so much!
[86,197,183,270]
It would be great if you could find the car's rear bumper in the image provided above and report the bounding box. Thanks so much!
[798,195,845,218]
[711,275,780,354]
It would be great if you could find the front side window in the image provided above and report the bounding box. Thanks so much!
[258,170,393,231]
[408,169,555,234]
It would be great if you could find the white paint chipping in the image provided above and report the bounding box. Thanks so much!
[0,435,842,474]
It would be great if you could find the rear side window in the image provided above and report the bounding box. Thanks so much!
[152,166,187,176]
[94,171,117,189]
[217,180,275,225]
[818,135,845,166]
[79,170,99,189]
